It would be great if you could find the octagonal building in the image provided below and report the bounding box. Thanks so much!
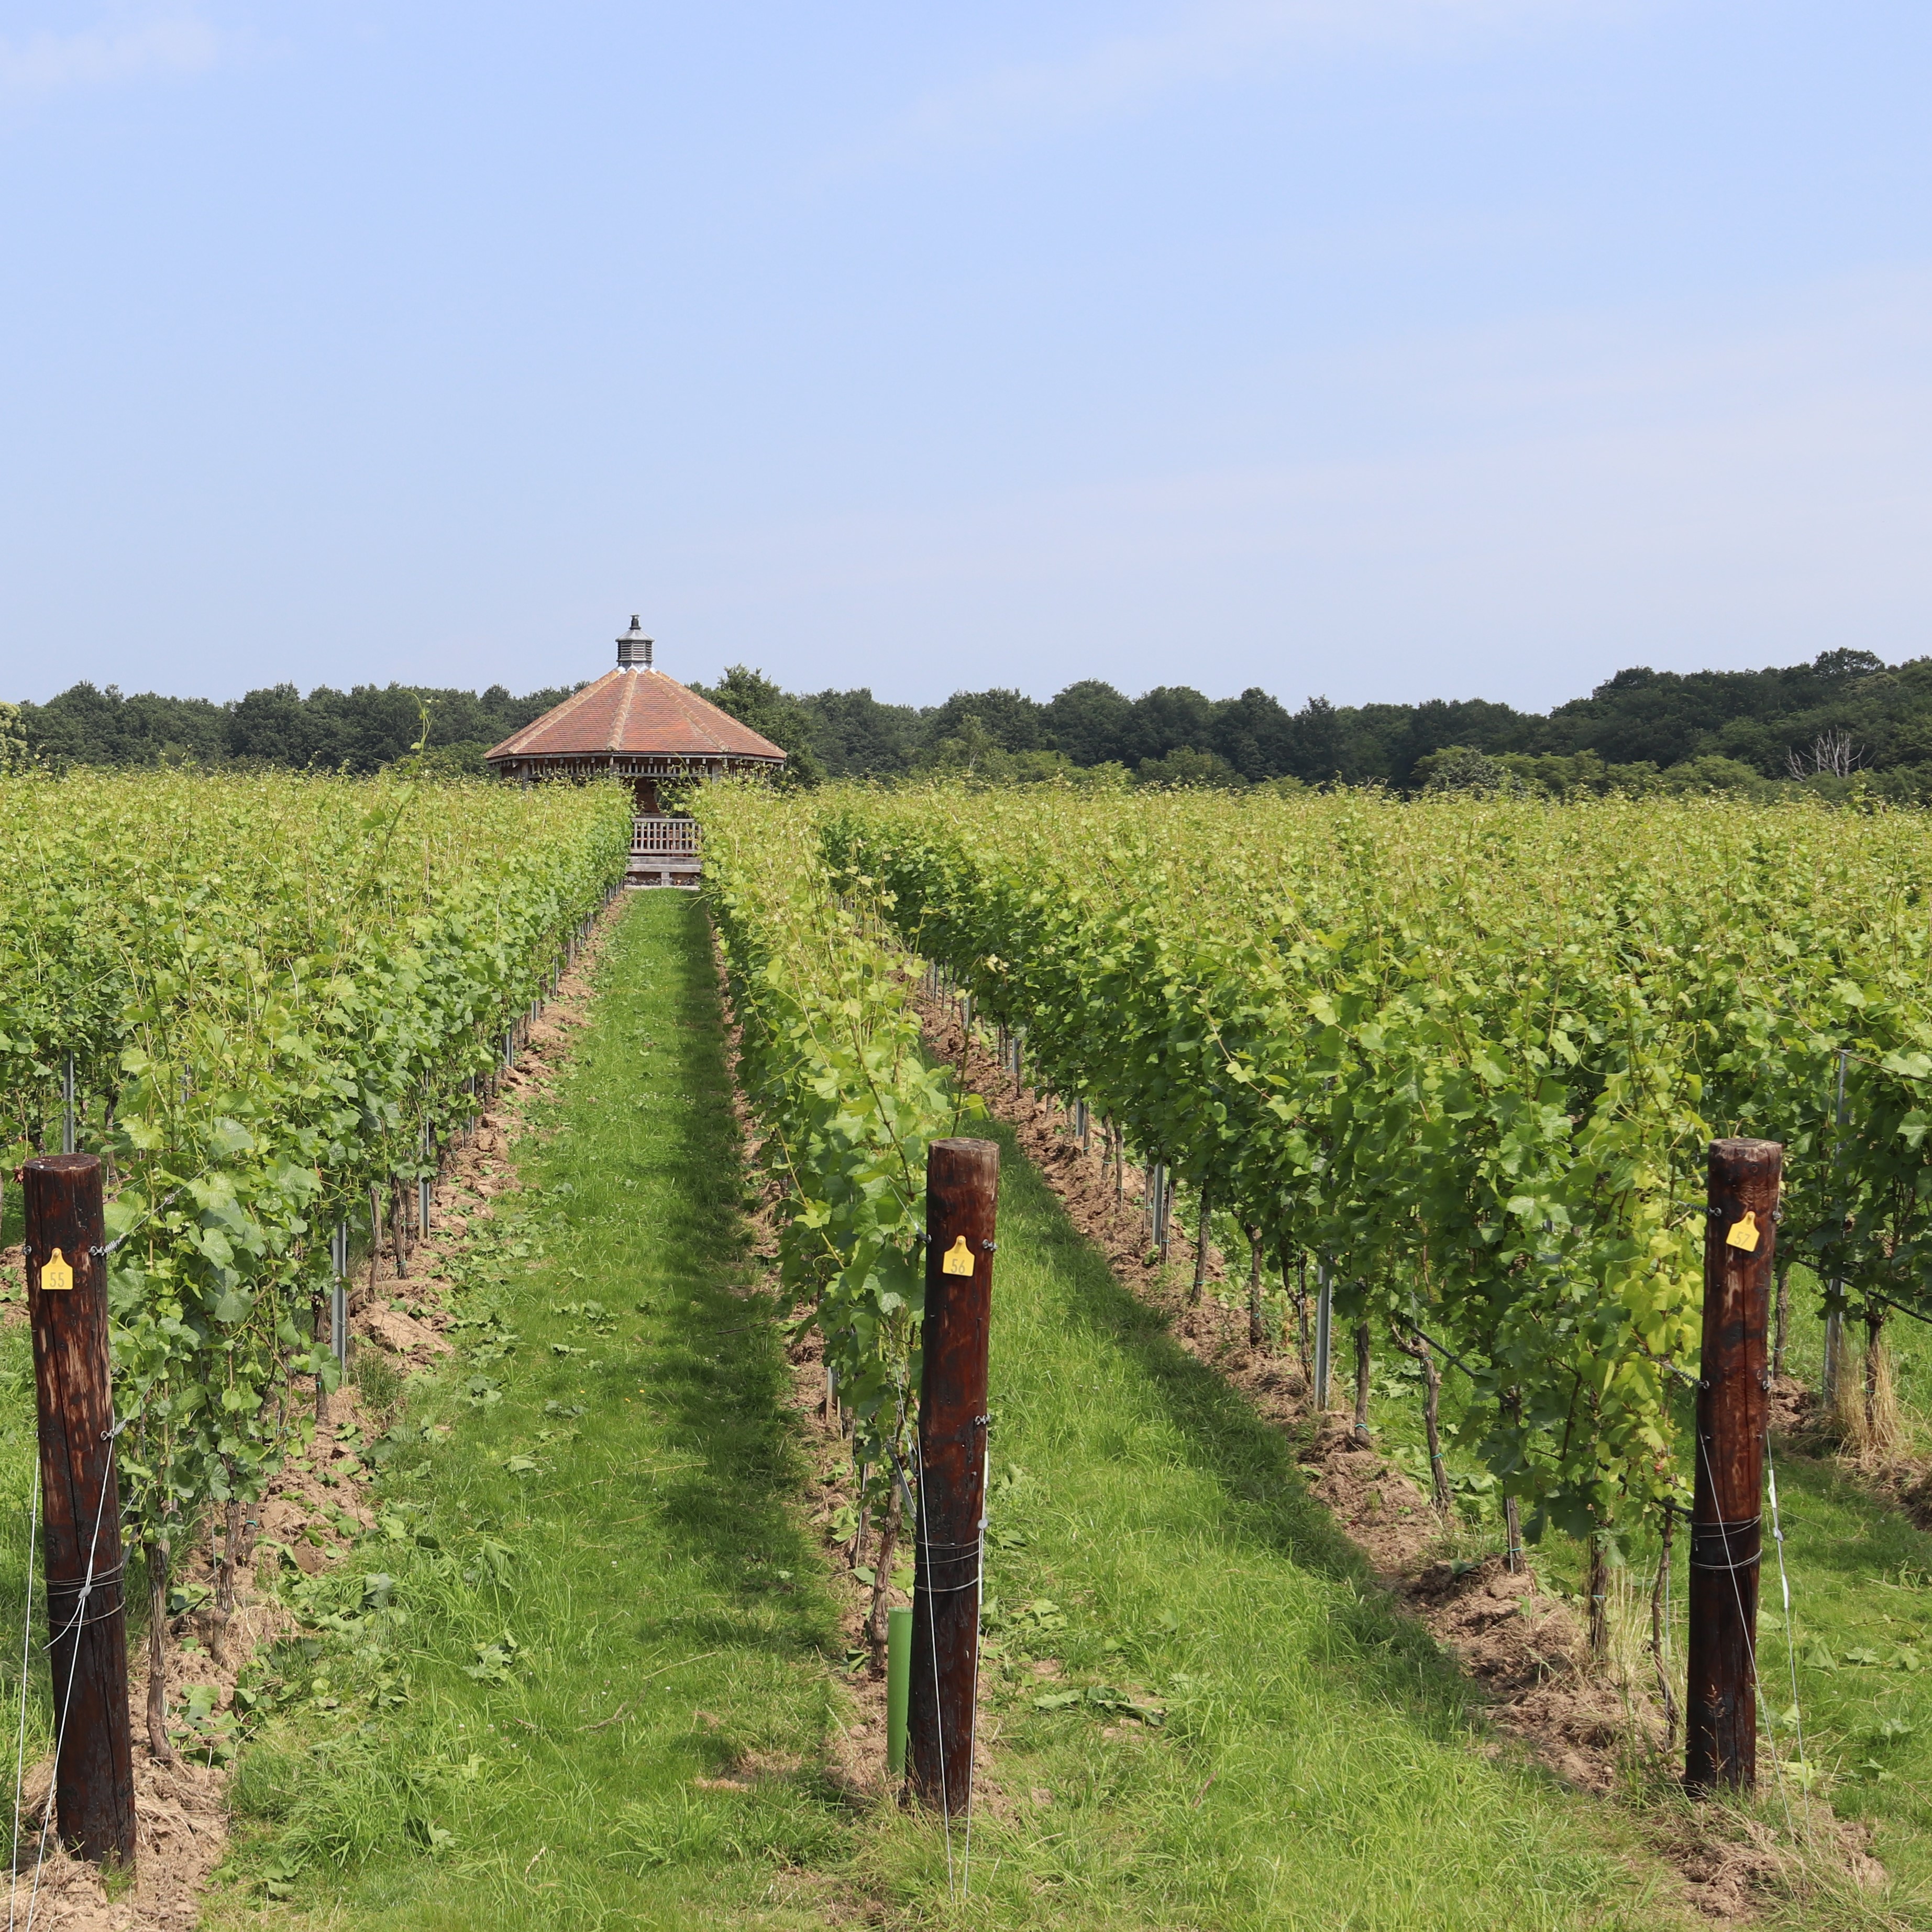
[485,619,786,887]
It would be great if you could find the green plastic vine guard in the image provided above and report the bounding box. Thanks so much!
[886,1606,913,1777]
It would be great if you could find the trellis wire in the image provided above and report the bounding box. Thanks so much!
[1764,1436,1807,1780]
[23,1430,122,1930]
[910,1434,957,1900]
[7,1461,38,1931]
[961,1436,988,1898]
[1690,1422,1798,1841]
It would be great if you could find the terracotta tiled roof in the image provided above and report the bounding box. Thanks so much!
[485,669,786,763]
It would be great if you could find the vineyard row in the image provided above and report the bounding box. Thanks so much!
[700,781,1932,1580]
[0,770,632,1615]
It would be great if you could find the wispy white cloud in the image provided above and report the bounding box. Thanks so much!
[0,14,219,97]
[884,0,1647,153]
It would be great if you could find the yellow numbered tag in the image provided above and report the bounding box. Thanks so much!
[941,1236,976,1277]
[1726,1211,1761,1254]
[39,1247,74,1293]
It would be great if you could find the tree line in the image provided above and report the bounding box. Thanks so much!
[9,645,1931,798]
[700,647,1932,799]
[7,680,575,776]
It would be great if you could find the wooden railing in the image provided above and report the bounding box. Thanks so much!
[632,816,701,859]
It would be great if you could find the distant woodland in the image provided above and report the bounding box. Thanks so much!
[11,647,1932,799]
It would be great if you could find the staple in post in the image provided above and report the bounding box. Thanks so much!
[21,1155,136,1869]
[907,1138,997,1818]
[1684,1137,1781,1794]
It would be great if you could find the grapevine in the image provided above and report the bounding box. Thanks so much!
[0,768,631,1654]
[820,784,1932,1566]
[697,784,978,1650]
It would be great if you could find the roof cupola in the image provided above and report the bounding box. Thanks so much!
[616,616,654,669]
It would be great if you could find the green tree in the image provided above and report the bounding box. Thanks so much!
[1135,746,1245,788]
[920,688,1046,757]
[691,666,825,786]
[1414,745,1521,793]
[1043,679,1132,765]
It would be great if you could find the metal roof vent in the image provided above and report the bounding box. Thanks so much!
[616,616,654,669]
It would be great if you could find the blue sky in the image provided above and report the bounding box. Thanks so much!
[1,2,1928,711]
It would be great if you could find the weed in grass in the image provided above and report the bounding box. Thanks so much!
[354,1345,407,1418]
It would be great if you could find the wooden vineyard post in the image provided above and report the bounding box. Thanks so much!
[1684,1138,1781,1794]
[21,1155,137,1869]
[906,1138,997,1819]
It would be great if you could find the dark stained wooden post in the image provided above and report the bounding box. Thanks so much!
[22,1155,137,1868]
[907,1139,997,1818]
[1684,1138,1781,1795]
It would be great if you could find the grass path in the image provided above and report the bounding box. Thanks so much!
[216,892,849,1928]
[1691,1301,1932,1917]
[217,892,1708,1928]
[853,1105,1700,1931]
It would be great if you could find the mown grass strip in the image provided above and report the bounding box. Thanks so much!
[213,892,854,1929]
[850,1109,1699,1931]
